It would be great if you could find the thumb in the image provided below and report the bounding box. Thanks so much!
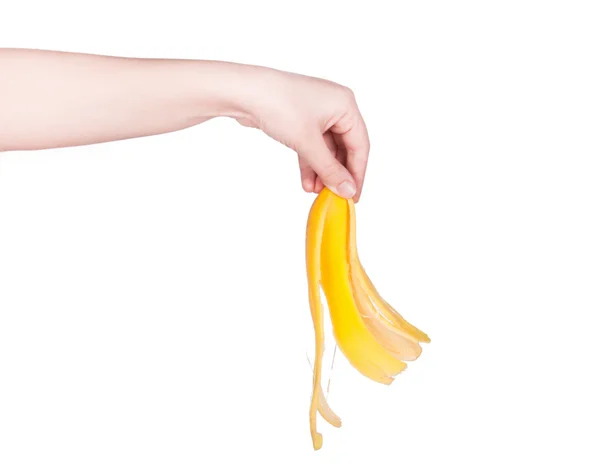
[299,132,356,199]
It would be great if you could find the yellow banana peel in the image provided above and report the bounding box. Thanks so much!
[306,188,430,450]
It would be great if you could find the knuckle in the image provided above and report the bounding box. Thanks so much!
[341,85,356,101]
[332,85,356,108]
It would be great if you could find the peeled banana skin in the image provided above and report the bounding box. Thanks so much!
[306,188,430,450]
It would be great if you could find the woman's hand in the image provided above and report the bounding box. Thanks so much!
[234,68,370,201]
[0,49,370,200]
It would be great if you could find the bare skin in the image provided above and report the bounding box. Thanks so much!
[0,49,370,200]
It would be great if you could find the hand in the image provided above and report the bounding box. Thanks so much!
[234,68,370,201]
[0,49,369,201]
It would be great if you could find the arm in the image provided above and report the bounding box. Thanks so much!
[0,49,369,200]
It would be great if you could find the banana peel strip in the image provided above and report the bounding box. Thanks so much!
[306,189,430,450]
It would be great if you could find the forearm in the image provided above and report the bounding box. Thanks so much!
[0,49,254,151]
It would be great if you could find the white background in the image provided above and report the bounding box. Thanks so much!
[1,1,599,473]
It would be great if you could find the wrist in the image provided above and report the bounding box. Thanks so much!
[191,61,262,123]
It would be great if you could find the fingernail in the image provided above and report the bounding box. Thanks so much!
[337,181,356,199]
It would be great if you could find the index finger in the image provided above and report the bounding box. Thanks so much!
[331,110,370,202]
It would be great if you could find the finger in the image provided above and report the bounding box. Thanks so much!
[331,111,370,202]
[315,177,324,193]
[315,132,339,194]
[298,155,317,192]
[332,133,348,166]
[303,132,343,195]
[323,131,338,158]
[298,131,356,199]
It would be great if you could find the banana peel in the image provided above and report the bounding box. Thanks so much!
[306,188,430,450]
